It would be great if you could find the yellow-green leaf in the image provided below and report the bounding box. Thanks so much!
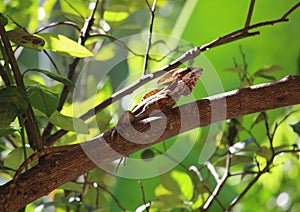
[36,33,93,58]
[49,110,89,134]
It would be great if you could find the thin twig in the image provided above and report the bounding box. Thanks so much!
[142,0,157,76]
[204,161,221,183]
[46,2,300,145]
[35,21,81,33]
[189,166,227,211]
[202,152,231,211]
[97,184,126,211]
[244,0,256,30]
[262,112,275,155]
[138,180,150,212]
[42,50,61,74]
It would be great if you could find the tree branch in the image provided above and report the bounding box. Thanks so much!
[46,2,300,145]
[1,75,300,211]
[0,18,42,150]
[142,0,157,76]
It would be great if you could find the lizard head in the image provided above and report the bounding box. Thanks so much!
[157,66,203,97]
[176,66,203,96]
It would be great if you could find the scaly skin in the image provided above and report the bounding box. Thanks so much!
[121,66,203,122]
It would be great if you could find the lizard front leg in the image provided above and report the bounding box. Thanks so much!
[110,110,135,172]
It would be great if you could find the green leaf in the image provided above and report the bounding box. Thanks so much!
[6,29,45,51]
[27,86,59,117]
[0,13,8,26]
[215,155,253,167]
[0,86,29,127]
[0,126,21,137]
[95,111,112,132]
[36,33,94,58]
[257,146,273,160]
[250,112,265,129]
[104,5,129,22]
[4,147,35,176]
[49,110,89,134]
[59,182,83,193]
[160,170,193,201]
[59,0,89,18]
[192,193,209,210]
[24,69,75,87]
[253,65,283,77]
[290,121,300,136]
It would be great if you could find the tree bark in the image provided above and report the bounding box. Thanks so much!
[1,75,300,211]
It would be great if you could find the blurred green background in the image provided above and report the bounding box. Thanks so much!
[0,0,299,211]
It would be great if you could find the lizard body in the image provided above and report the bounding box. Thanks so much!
[120,66,203,123]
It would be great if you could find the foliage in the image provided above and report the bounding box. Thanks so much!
[0,0,299,211]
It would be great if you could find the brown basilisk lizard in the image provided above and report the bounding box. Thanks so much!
[111,66,203,170]
[117,66,203,125]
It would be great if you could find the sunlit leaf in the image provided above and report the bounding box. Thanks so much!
[257,146,273,160]
[59,0,89,18]
[24,69,75,87]
[95,44,117,61]
[0,86,29,127]
[7,29,45,51]
[36,33,93,58]
[0,126,21,137]
[290,121,300,136]
[160,170,193,200]
[192,193,209,210]
[104,5,129,22]
[49,110,89,134]
[27,86,59,117]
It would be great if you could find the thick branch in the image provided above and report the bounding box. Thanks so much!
[1,76,300,211]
